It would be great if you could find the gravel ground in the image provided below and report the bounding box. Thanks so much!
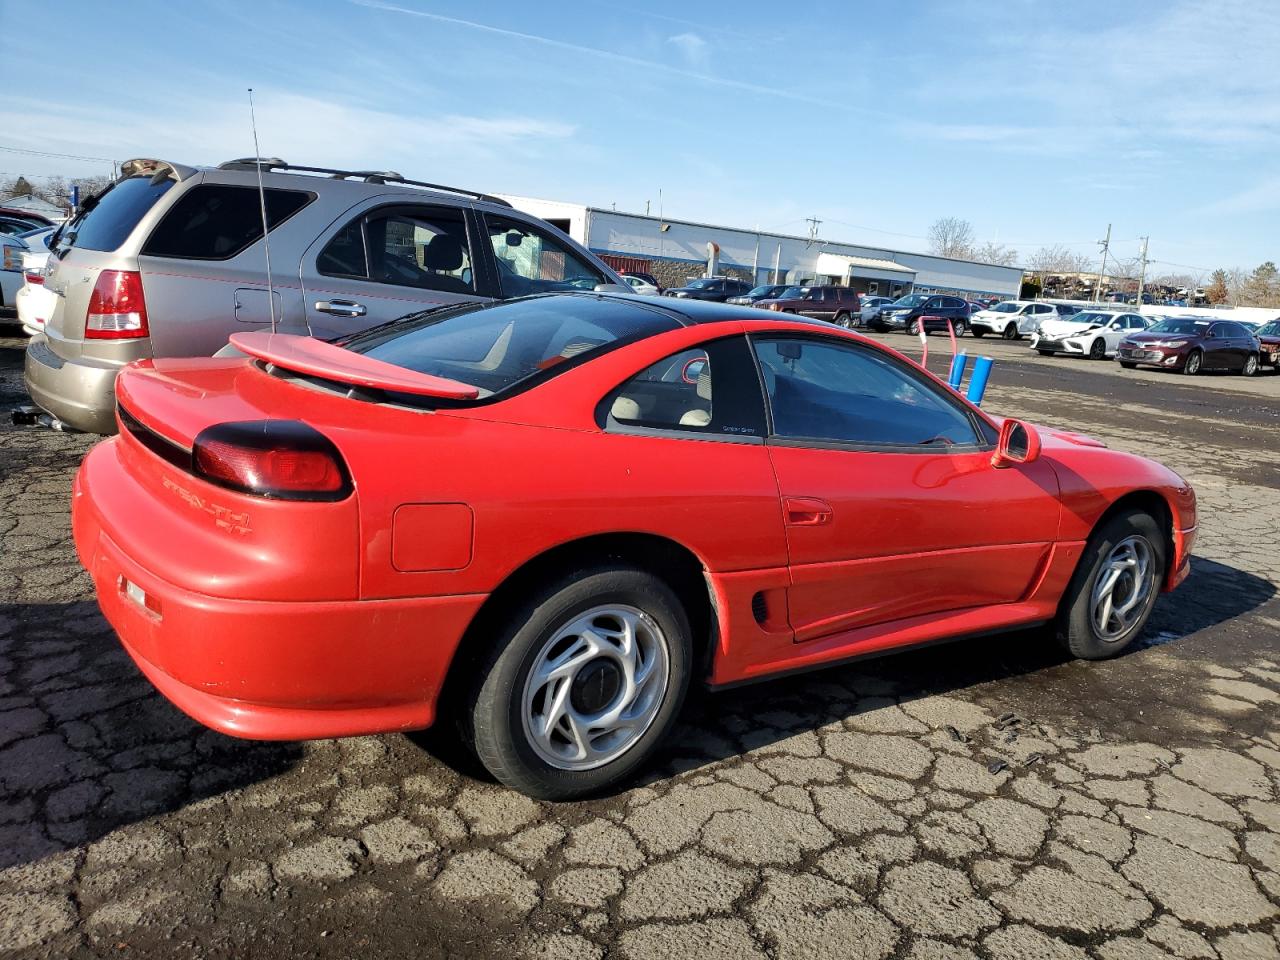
[1,330,1278,959]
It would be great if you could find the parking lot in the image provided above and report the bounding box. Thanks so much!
[1,326,1278,959]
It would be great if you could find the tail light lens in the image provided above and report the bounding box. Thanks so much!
[24,270,44,285]
[86,269,149,339]
[192,421,351,501]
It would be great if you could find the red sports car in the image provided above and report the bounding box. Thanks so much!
[73,293,1196,799]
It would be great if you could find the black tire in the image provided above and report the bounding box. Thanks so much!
[953,319,967,337]
[1088,338,1106,360]
[1183,349,1202,375]
[833,312,851,328]
[1119,361,1137,369]
[908,318,922,336]
[971,329,986,338]
[1056,510,1166,660]
[464,564,692,800]
[1002,323,1019,340]
[1242,353,1259,376]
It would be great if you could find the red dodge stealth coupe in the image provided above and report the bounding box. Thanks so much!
[72,293,1196,798]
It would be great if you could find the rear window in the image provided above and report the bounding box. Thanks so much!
[58,176,174,253]
[142,184,313,260]
[340,295,680,404]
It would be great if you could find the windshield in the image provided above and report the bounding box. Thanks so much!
[779,286,808,299]
[989,302,1021,314]
[890,294,928,308]
[1069,312,1115,325]
[341,295,679,404]
[685,279,717,290]
[747,285,779,297]
[1258,321,1280,337]
[1146,318,1210,335]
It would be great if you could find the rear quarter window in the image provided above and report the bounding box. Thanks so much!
[59,176,175,253]
[142,184,313,260]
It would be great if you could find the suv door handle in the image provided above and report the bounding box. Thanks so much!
[315,299,367,317]
[784,497,833,526]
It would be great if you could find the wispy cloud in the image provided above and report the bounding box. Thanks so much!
[667,32,708,70]
[349,0,872,113]
[1195,177,1280,216]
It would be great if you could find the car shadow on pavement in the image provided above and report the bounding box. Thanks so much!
[642,553,1277,790]
[0,600,304,872]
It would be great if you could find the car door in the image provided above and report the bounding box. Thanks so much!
[299,202,489,340]
[796,288,828,319]
[754,334,1063,643]
[1205,323,1240,369]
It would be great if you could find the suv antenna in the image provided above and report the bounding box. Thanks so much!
[247,88,278,334]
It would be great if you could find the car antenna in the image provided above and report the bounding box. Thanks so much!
[247,88,277,334]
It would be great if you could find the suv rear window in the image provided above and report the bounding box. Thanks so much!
[142,185,313,260]
[57,176,175,253]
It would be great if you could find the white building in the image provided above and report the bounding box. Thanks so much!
[502,196,1024,300]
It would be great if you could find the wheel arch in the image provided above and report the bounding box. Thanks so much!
[439,532,717,708]
[1090,489,1175,574]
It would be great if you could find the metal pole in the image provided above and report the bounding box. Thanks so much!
[752,229,760,283]
[1135,237,1149,308]
[1093,224,1111,303]
[773,243,782,284]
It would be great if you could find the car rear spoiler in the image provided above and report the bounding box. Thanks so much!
[118,158,199,183]
[229,332,480,400]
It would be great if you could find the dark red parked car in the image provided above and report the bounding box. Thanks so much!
[1254,319,1280,369]
[1116,317,1261,376]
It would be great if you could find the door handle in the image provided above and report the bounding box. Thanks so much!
[314,299,367,317]
[785,497,833,526]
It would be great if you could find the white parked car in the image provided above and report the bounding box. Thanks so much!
[859,295,894,326]
[969,300,1061,340]
[16,227,57,336]
[621,273,660,296]
[0,233,30,318]
[1030,309,1150,360]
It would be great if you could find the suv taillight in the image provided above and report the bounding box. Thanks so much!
[86,269,149,339]
[192,421,351,501]
[24,270,44,285]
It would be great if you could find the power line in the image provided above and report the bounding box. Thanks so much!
[0,144,117,164]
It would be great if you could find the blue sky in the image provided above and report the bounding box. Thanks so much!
[3,0,1276,277]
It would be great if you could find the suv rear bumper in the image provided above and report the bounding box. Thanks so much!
[24,335,121,433]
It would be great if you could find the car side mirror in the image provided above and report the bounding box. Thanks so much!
[991,419,1041,469]
[593,282,631,294]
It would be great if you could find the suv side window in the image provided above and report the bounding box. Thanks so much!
[143,185,313,261]
[485,214,606,297]
[604,336,766,438]
[318,207,475,294]
[755,337,980,447]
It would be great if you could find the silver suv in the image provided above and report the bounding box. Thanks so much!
[25,157,627,433]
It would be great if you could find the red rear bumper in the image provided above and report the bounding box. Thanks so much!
[73,457,485,741]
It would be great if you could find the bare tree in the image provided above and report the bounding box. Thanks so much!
[1224,268,1249,305]
[928,217,975,259]
[1026,244,1092,274]
[971,241,1019,267]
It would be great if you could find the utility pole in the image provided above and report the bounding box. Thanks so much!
[1134,237,1149,308]
[1092,224,1111,303]
[805,216,821,246]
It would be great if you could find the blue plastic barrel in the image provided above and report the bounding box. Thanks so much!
[966,356,994,405]
[948,352,969,390]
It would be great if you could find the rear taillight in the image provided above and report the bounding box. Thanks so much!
[24,271,44,285]
[86,269,149,339]
[192,421,351,501]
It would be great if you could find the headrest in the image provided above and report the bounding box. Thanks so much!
[611,396,640,421]
[696,369,712,401]
[424,233,464,271]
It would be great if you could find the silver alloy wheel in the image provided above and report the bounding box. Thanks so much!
[1245,354,1259,375]
[521,604,670,770]
[1090,535,1155,642]
[1186,351,1202,374]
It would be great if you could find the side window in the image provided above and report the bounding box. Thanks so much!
[316,219,365,278]
[604,336,766,438]
[486,214,604,297]
[319,208,475,294]
[143,185,312,261]
[755,337,980,447]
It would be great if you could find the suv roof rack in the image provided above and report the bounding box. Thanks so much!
[216,159,512,207]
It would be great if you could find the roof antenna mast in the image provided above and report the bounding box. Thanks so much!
[247,88,278,334]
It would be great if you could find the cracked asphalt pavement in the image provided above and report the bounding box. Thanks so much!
[1,328,1278,959]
